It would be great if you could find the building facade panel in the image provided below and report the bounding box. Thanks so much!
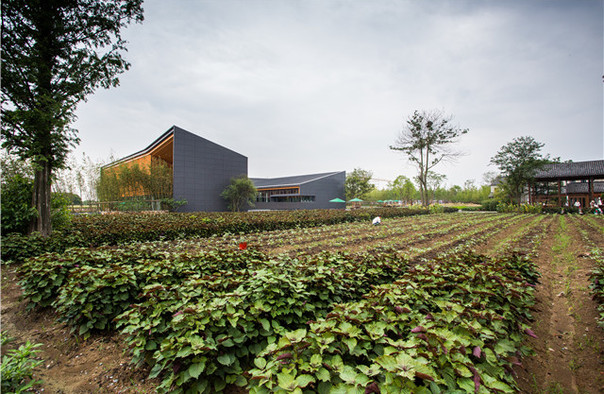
[300,172,346,209]
[172,127,247,212]
[252,171,346,210]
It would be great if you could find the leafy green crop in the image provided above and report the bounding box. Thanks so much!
[588,248,604,328]
[12,214,546,393]
[17,244,409,391]
[248,252,538,393]
[2,207,428,263]
[115,250,407,392]
[1,332,44,393]
[18,247,266,338]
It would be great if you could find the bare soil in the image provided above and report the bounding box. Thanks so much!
[1,213,603,393]
[1,266,160,393]
[513,215,604,393]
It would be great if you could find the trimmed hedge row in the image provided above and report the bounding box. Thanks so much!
[1,207,428,263]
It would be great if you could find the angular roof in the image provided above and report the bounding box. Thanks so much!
[565,181,604,194]
[251,171,344,189]
[103,125,246,168]
[534,160,604,180]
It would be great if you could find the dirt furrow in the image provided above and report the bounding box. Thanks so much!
[515,215,604,393]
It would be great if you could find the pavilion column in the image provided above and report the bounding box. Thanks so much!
[557,179,562,207]
[589,177,594,204]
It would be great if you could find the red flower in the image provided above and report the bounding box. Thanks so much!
[239,242,248,250]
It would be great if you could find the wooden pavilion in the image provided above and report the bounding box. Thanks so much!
[528,160,604,207]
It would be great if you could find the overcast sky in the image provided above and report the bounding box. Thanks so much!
[72,0,603,188]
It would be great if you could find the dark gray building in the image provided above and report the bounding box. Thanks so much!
[105,125,247,212]
[251,171,346,210]
[106,126,346,212]
[172,126,248,212]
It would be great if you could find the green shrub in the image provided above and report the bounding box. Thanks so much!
[496,202,542,214]
[480,199,499,211]
[50,192,72,230]
[0,332,43,393]
[0,175,38,235]
[457,206,482,212]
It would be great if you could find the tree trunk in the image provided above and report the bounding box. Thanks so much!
[30,160,52,236]
[422,148,429,207]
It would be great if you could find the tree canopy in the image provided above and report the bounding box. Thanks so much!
[1,0,144,235]
[390,109,467,206]
[97,158,173,203]
[389,175,416,204]
[221,176,257,212]
[345,168,375,200]
[490,136,555,204]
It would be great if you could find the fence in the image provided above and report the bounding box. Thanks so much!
[69,200,167,214]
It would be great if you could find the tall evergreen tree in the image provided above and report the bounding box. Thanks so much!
[1,0,144,235]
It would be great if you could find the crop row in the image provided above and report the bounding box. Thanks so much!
[15,213,547,392]
[1,207,434,262]
[128,213,472,256]
[17,245,414,392]
[146,212,524,259]
[487,215,551,257]
[566,215,604,328]
[291,214,520,257]
[579,214,604,233]
[587,249,604,328]
[401,214,531,259]
[246,251,539,393]
[140,213,455,256]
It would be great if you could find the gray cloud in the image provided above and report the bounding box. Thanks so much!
[73,0,603,188]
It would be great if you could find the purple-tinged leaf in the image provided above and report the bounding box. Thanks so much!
[276,352,292,361]
[365,382,380,394]
[411,326,426,333]
[415,371,434,381]
[468,366,481,393]
[524,328,538,338]
[473,346,481,358]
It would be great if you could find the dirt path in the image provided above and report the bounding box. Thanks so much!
[1,266,159,393]
[514,215,604,393]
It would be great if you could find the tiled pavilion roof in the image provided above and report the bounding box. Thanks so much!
[534,160,604,180]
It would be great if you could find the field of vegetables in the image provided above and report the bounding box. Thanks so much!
[2,211,603,393]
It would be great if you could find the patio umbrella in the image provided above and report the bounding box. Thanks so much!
[329,198,346,203]
[348,198,363,202]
